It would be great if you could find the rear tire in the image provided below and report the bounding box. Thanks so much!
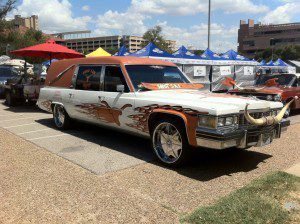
[5,91,15,106]
[151,117,191,167]
[53,104,71,130]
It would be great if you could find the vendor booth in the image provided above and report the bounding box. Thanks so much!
[86,47,111,57]
[114,45,130,56]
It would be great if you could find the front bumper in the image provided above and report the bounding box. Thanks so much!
[196,119,290,149]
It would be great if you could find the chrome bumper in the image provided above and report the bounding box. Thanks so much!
[196,119,290,150]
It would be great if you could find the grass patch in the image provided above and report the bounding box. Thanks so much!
[183,171,300,224]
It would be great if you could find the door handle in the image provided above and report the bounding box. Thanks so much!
[69,93,73,98]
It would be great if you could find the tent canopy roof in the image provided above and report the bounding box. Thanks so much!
[86,47,111,57]
[221,49,250,61]
[200,48,222,60]
[114,45,129,56]
[172,45,199,59]
[129,43,174,58]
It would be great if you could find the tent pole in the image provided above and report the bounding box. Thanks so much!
[207,0,211,49]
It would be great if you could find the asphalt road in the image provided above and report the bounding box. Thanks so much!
[0,100,299,175]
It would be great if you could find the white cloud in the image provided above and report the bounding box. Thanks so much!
[11,0,91,33]
[82,5,90,11]
[261,2,300,24]
[158,21,237,52]
[94,10,148,36]
[131,0,268,15]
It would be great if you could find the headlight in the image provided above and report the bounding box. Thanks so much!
[198,116,217,129]
[266,95,273,101]
[274,94,281,101]
[218,117,226,127]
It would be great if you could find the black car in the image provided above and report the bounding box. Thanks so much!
[0,65,20,98]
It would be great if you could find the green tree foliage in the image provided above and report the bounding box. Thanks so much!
[254,45,300,61]
[142,26,173,53]
[0,0,16,19]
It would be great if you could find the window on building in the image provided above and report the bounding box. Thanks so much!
[104,66,129,92]
[75,65,102,91]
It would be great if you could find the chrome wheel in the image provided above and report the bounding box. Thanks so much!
[54,105,65,128]
[152,122,183,164]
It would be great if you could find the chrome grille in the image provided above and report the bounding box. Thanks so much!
[239,111,272,126]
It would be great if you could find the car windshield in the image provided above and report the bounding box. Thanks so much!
[125,65,190,91]
[255,74,296,86]
[0,66,20,79]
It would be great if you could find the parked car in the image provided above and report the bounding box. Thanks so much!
[37,57,291,166]
[0,65,20,98]
[229,73,300,117]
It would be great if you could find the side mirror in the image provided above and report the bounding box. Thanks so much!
[116,84,125,92]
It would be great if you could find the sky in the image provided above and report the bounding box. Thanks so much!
[9,0,300,53]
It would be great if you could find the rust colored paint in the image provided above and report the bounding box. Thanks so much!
[140,83,204,90]
[76,101,132,126]
[41,100,53,112]
[127,104,208,147]
[45,56,176,90]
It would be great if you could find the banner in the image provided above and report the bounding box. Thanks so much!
[244,66,254,76]
[193,66,206,77]
[220,66,231,76]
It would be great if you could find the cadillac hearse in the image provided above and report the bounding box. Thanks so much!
[38,57,292,166]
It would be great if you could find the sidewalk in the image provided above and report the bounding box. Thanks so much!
[286,162,300,177]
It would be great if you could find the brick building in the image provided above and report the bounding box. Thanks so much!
[238,19,300,57]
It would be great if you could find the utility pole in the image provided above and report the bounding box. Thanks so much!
[208,0,211,49]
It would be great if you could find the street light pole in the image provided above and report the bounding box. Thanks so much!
[208,0,211,49]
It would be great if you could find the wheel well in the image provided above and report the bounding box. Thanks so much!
[148,112,187,134]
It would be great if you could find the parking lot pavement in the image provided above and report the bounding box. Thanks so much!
[0,100,153,175]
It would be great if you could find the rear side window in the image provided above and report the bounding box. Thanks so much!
[104,66,129,92]
[75,65,102,91]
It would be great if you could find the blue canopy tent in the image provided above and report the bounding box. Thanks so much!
[274,58,289,67]
[267,60,275,66]
[42,58,58,67]
[172,46,199,59]
[221,49,251,61]
[200,48,222,61]
[114,45,129,56]
[129,43,174,58]
[259,60,267,66]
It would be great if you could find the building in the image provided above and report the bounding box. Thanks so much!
[57,32,177,54]
[238,19,300,57]
[12,15,39,31]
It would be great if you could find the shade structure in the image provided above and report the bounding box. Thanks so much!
[274,58,289,67]
[221,49,250,61]
[172,46,199,59]
[200,48,222,60]
[266,60,275,66]
[259,60,267,66]
[10,40,84,60]
[114,45,129,56]
[42,59,59,66]
[129,43,174,58]
[86,47,111,57]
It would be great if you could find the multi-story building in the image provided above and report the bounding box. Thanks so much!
[12,15,39,31]
[238,19,300,57]
[59,34,177,54]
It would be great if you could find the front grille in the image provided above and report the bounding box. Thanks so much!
[239,111,272,126]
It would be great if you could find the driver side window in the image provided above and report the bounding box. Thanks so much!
[104,66,129,92]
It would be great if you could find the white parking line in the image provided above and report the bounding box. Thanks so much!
[28,134,68,141]
[3,123,37,128]
[1,117,38,122]
[18,129,50,135]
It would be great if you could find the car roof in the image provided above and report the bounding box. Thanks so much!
[52,56,176,66]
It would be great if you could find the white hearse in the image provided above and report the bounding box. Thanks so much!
[38,57,292,166]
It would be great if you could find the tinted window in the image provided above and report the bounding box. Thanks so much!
[255,74,296,86]
[104,66,129,92]
[125,65,189,91]
[76,66,102,91]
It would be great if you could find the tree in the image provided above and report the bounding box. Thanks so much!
[142,26,173,53]
[0,0,16,19]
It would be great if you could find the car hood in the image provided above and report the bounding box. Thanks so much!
[229,86,287,94]
[135,89,283,116]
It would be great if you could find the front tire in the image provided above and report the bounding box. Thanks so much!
[151,117,191,167]
[53,104,71,130]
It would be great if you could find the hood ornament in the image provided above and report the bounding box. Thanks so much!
[244,98,296,126]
